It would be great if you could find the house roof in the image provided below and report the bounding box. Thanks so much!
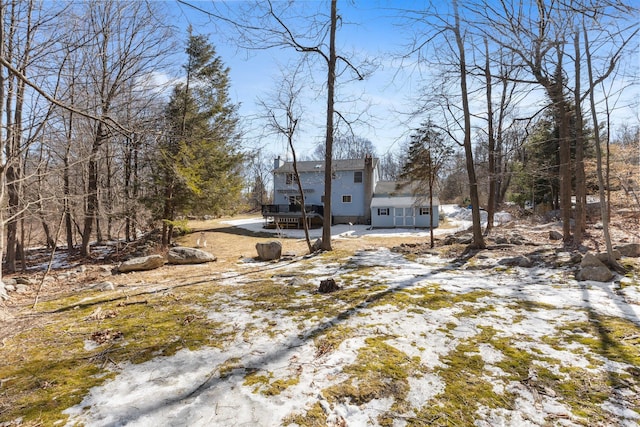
[274,157,379,173]
[374,180,430,197]
[370,196,440,208]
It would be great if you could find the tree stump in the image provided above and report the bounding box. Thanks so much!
[318,278,340,293]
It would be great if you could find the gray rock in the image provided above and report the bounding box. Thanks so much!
[577,266,613,282]
[3,278,17,286]
[581,253,607,268]
[498,256,533,268]
[167,247,216,264]
[15,277,34,285]
[99,266,113,276]
[554,252,582,267]
[256,241,282,261]
[0,283,8,300]
[287,277,306,286]
[616,243,640,258]
[494,236,509,245]
[457,234,473,244]
[595,251,621,263]
[116,254,165,273]
[87,281,115,291]
[549,230,563,241]
[15,284,29,293]
[4,284,16,292]
[311,238,323,252]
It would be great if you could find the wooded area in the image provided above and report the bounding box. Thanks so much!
[0,0,637,288]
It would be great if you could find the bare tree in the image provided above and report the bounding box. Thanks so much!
[401,1,486,248]
[259,62,314,252]
[178,0,368,251]
[582,16,637,269]
[75,0,172,256]
[0,0,68,284]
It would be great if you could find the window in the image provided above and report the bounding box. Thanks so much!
[420,207,430,215]
[288,195,302,212]
[378,208,389,216]
[285,173,298,184]
[354,171,363,183]
[321,195,325,203]
[342,195,352,203]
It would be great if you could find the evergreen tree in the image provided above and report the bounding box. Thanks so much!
[150,32,244,246]
[401,120,453,247]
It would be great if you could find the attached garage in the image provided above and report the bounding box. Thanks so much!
[370,195,439,229]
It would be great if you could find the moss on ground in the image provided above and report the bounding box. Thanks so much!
[282,401,327,426]
[321,336,427,422]
[0,284,231,425]
[243,369,300,396]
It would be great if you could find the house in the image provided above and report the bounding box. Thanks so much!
[370,181,439,228]
[261,155,439,229]
[262,155,378,228]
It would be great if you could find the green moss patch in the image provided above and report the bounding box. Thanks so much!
[322,336,426,421]
[0,283,231,425]
[243,369,300,396]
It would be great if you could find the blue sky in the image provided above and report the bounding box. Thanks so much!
[166,1,426,160]
[164,1,639,162]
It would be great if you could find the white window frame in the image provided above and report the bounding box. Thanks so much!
[342,195,352,203]
[419,207,430,215]
[378,208,389,216]
[354,171,363,183]
[285,173,298,184]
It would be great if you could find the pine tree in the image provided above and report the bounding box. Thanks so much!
[401,120,453,247]
[151,32,244,246]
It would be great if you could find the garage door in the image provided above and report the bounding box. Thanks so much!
[394,207,414,227]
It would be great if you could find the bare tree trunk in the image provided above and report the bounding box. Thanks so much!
[428,153,435,248]
[573,30,586,243]
[64,137,74,252]
[584,27,621,270]
[292,148,312,253]
[484,38,496,235]
[454,0,485,249]
[321,0,337,251]
[125,133,133,242]
[81,122,107,256]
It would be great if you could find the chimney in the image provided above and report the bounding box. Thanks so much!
[274,156,285,170]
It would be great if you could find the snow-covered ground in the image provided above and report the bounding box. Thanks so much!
[63,206,640,427]
[222,204,487,240]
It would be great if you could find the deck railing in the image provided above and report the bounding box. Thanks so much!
[261,204,323,216]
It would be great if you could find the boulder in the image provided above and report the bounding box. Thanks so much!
[616,243,640,258]
[577,266,614,282]
[0,282,8,301]
[577,253,613,282]
[3,278,17,287]
[595,251,621,263]
[256,241,282,261]
[549,230,563,241]
[167,247,216,264]
[498,256,533,268]
[311,238,323,252]
[116,254,165,273]
[580,253,606,268]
